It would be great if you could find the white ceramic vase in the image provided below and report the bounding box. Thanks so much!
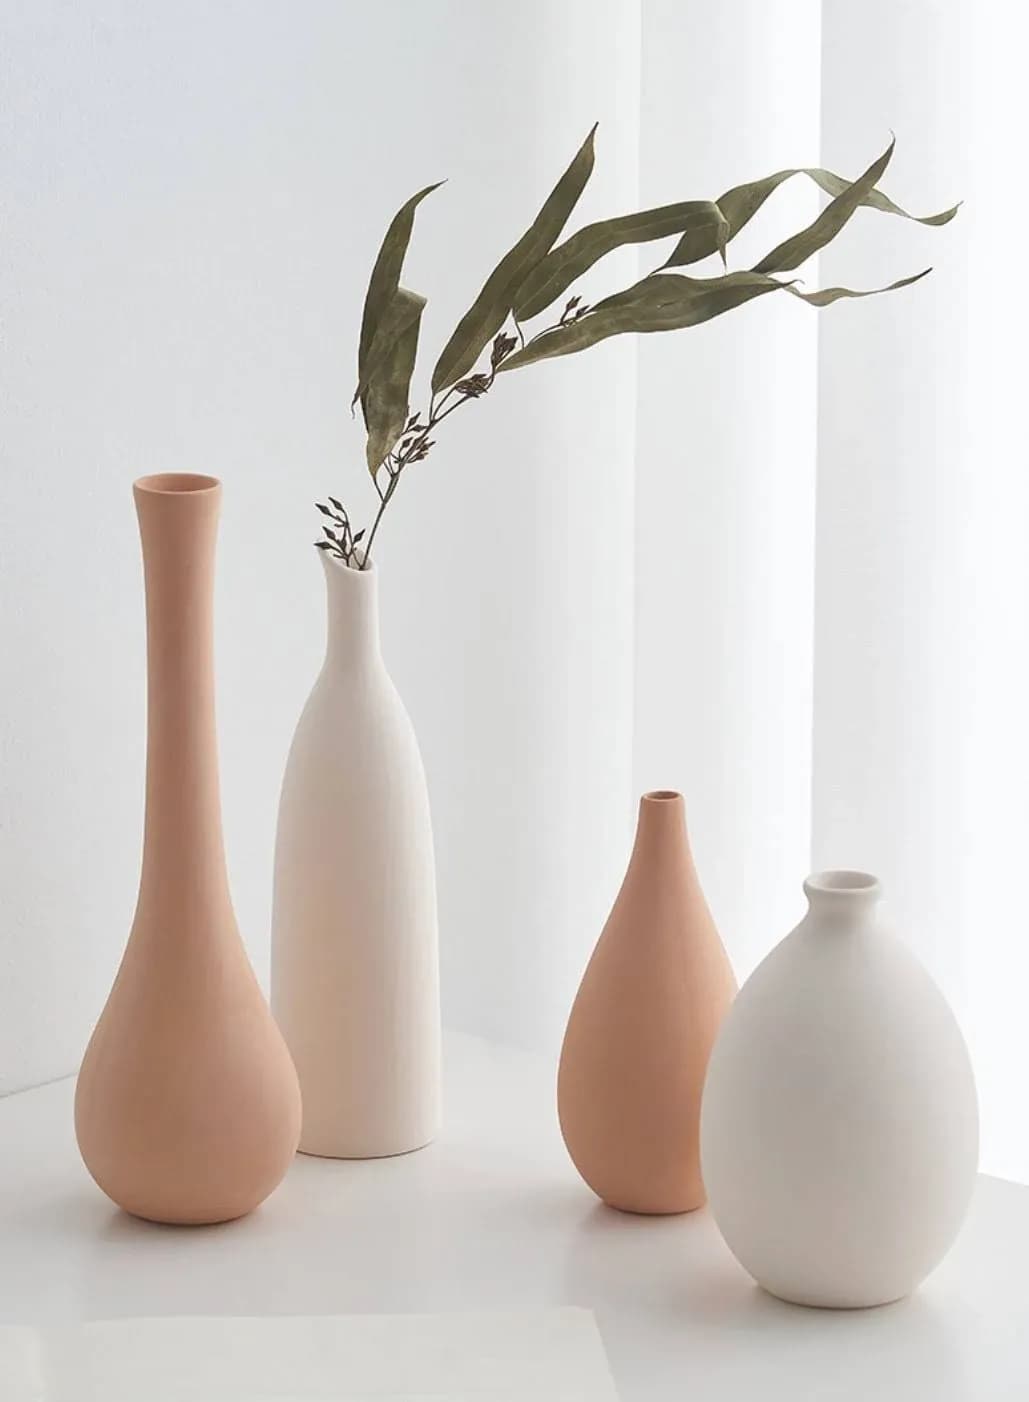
[700,870,978,1308]
[271,553,440,1158]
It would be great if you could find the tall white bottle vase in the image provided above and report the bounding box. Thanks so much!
[700,871,978,1308]
[272,553,440,1158]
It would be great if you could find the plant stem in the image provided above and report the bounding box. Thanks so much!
[358,383,480,569]
[355,321,563,568]
[359,467,401,566]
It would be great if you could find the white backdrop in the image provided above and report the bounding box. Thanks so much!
[3,1,1026,1182]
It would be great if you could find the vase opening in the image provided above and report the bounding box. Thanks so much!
[642,790,682,803]
[803,871,881,915]
[322,548,375,576]
[806,870,878,893]
[134,473,221,496]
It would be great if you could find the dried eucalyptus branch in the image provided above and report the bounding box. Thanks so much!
[313,496,366,567]
[318,128,958,569]
[357,330,521,565]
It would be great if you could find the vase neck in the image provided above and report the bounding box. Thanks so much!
[321,552,382,672]
[133,475,230,910]
[630,790,690,863]
[803,870,881,928]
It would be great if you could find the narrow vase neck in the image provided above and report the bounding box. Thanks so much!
[630,790,691,865]
[321,553,382,671]
[803,870,881,929]
[134,475,229,908]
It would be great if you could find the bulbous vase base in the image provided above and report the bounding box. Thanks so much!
[557,791,737,1217]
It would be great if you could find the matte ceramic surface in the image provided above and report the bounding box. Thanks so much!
[272,553,440,1158]
[557,791,737,1214]
[701,870,979,1308]
[74,475,302,1225]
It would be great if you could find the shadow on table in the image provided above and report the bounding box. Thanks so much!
[25,1186,260,1241]
[561,1200,971,1401]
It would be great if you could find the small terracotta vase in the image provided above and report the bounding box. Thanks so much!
[74,474,302,1225]
[557,790,736,1214]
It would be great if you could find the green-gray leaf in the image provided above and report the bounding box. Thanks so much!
[781,266,932,307]
[497,270,790,370]
[512,200,728,321]
[804,170,958,226]
[431,124,598,394]
[352,286,426,411]
[753,138,896,273]
[364,300,423,474]
[497,262,934,372]
[663,162,959,268]
[357,181,442,412]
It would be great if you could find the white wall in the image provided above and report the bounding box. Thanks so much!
[1,0,641,1092]
[635,0,822,981]
[815,0,972,1029]
[817,0,1029,1181]
[6,1,1019,1184]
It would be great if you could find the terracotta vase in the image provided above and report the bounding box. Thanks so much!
[557,790,737,1214]
[74,474,302,1225]
[701,870,978,1307]
[271,552,440,1158]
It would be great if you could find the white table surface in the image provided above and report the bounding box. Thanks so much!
[0,1033,1026,1400]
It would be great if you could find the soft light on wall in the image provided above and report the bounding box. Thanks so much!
[2,0,1024,1185]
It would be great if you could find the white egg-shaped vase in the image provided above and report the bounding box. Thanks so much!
[700,870,978,1309]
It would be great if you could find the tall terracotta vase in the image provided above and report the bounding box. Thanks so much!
[558,790,736,1214]
[74,474,302,1225]
[271,552,440,1158]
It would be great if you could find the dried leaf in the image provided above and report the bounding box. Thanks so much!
[491,331,517,367]
[431,125,598,394]
[804,170,959,227]
[454,373,490,397]
[357,181,442,410]
[663,162,959,269]
[781,267,932,307]
[512,200,729,321]
[365,299,424,473]
[498,271,789,370]
[353,286,426,411]
[498,262,936,371]
[753,138,896,272]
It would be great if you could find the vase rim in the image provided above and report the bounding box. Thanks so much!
[804,869,880,899]
[641,789,682,804]
[320,548,377,578]
[135,473,220,496]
